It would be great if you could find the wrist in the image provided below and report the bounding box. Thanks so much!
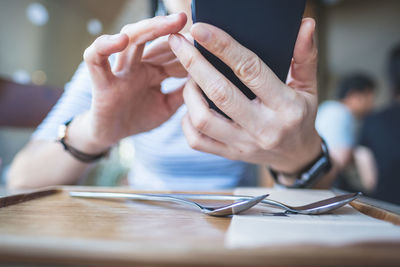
[271,130,322,174]
[65,113,113,154]
[269,135,332,188]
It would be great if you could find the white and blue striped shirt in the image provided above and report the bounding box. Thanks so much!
[33,61,258,190]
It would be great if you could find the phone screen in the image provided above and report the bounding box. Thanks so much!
[192,0,306,117]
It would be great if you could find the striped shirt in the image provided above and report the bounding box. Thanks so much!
[33,60,258,190]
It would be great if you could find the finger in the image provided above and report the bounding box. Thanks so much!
[183,79,246,144]
[143,33,194,65]
[164,85,185,115]
[143,33,194,60]
[288,18,318,94]
[83,33,129,89]
[115,13,187,71]
[143,50,177,66]
[181,114,229,156]
[114,43,145,73]
[190,23,294,108]
[162,58,187,77]
[142,36,173,61]
[144,59,186,87]
[169,33,261,132]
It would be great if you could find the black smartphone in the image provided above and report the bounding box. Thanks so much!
[192,0,306,117]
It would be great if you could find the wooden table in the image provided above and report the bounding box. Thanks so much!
[0,186,399,266]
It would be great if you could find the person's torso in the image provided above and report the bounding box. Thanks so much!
[128,78,257,190]
[363,103,400,204]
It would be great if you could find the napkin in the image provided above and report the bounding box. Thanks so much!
[225,188,400,248]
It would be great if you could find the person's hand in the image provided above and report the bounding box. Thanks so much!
[70,13,188,152]
[141,33,192,78]
[169,18,322,173]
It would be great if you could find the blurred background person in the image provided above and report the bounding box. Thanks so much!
[356,44,400,205]
[315,73,376,189]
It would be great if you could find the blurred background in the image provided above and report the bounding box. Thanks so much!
[0,0,399,189]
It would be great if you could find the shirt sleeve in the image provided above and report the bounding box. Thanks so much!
[32,61,93,140]
[315,102,356,150]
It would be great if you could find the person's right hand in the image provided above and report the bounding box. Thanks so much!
[169,18,322,175]
[70,13,188,153]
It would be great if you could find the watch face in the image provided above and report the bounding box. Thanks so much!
[57,124,67,140]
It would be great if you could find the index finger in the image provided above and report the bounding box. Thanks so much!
[190,23,295,108]
[83,34,129,89]
[169,33,265,133]
[115,13,187,71]
[143,32,193,61]
[122,13,187,45]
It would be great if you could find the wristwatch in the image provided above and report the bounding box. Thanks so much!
[269,138,332,188]
[57,118,110,163]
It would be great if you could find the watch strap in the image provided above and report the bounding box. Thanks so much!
[57,119,110,163]
[269,138,332,188]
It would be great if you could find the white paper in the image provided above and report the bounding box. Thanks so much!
[225,188,400,248]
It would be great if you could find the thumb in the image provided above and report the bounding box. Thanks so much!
[165,85,184,115]
[83,33,129,89]
[289,18,318,94]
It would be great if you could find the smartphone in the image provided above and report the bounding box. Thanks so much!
[192,0,306,117]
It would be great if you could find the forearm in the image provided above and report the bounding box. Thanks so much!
[8,140,92,189]
[354,146,377,192]
[8,113,108,189]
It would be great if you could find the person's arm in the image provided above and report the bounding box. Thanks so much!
[170,18,334,187]
[315,101,356,172]
[354,117,378,192]
[8,114,99,189]
[353,146,377,192]
[329,147,353,170]
[8,14,189,189]
[353,115,378,192]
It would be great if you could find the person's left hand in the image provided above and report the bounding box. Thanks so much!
[141,33,193,78]
[169,18,322,174]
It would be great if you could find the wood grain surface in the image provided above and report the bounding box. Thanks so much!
[0,186,399,266]
[0,188,60,208]
[351,200,400,226]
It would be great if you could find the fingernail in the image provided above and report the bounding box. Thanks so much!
[169,34,182,51]
[109,33,122,40]
[309,20,316,35]
[192,24,211,43]
[167,13,180,20]
[309,20,316,47]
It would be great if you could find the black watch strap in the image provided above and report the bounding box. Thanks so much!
[57,119,110,163]
[269,138,332,188]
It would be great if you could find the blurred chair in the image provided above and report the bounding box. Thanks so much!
[0,77,62,184]
[0,76,129,186]
[0,77,62,128]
